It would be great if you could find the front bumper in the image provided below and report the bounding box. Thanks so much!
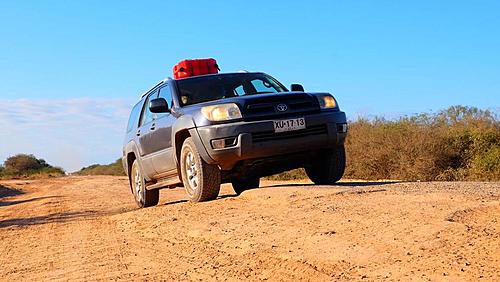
[193,111,347,170]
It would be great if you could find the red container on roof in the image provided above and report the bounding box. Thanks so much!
[173,58,219,79]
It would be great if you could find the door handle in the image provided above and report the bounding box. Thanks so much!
[136,130,141,136]
[150,124,156,130]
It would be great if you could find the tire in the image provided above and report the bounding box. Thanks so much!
[130,160,159,208]
[180,137,221,202]
[305,146,346,185]
[231,177,260,195]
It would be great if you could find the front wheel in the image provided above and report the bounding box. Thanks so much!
[130,160,159,208]
[180,137,221,202]
[305,146,346,185]
[231,177,260,195]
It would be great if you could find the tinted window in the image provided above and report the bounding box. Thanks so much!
[139,92,156,126]
[176,73,286,106]
[126,102,142,132]
[250,79,277,94]
[234,85,245,96]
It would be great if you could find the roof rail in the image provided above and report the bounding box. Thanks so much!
[140,78,168,98]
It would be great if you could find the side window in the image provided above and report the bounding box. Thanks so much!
[158,85,173,107]
[126,102,142,132]
[139,92,156,127]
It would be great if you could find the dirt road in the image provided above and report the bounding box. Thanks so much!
[0,176,498,281]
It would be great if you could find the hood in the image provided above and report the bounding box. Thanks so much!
[182,91,323,125]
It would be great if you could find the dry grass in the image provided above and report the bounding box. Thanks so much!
[269,106,499,181]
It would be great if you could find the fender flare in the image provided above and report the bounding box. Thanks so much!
[171,116,215,167]
[123,141,152,182]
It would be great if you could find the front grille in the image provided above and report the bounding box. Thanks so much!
[252,124,328,143]
[243,94,319,120]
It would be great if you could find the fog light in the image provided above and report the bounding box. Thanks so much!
[211,137,237,149]
[337,123,347,133]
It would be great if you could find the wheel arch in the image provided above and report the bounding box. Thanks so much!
[123,141,143,190]
[172,116,214,179]
[174,129,191,181]
[126,152,136,176]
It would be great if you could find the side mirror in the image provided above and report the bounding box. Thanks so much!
[149,98,170,113]
[290,84,305,92]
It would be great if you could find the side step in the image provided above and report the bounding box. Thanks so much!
[146,175,181,190]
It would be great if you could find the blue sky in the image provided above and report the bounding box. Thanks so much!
[0,0,499,171]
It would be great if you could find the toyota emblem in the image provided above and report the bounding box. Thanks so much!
[276,104,288,112]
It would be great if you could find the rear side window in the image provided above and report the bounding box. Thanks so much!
[126,102,142,132]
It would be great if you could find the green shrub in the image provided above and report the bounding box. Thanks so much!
[76,159,125,176]
[0,154,65,179]
[3,154,47,174]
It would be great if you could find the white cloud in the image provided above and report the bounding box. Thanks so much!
[0,97,136,172]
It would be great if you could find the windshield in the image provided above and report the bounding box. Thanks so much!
[176,73,287,106]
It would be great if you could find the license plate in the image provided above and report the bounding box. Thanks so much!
[273,118,306,133]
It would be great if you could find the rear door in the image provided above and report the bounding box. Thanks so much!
[150,84,177,176]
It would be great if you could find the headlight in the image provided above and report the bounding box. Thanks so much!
[316,95,338,109]
[201,103,242,121]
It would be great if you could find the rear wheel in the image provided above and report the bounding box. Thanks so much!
[305,146,346,185]
[231,177,260,195]
[180,137,221,202]
[130,160,159,208]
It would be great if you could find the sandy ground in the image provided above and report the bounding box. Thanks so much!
[0,176,498,281]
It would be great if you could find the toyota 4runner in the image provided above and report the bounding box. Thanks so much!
[122,71,347,207]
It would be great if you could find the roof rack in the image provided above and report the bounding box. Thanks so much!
[140,78,170,98]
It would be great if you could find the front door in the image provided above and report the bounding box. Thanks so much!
[136,91,158,178]
[149,84,177,175]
